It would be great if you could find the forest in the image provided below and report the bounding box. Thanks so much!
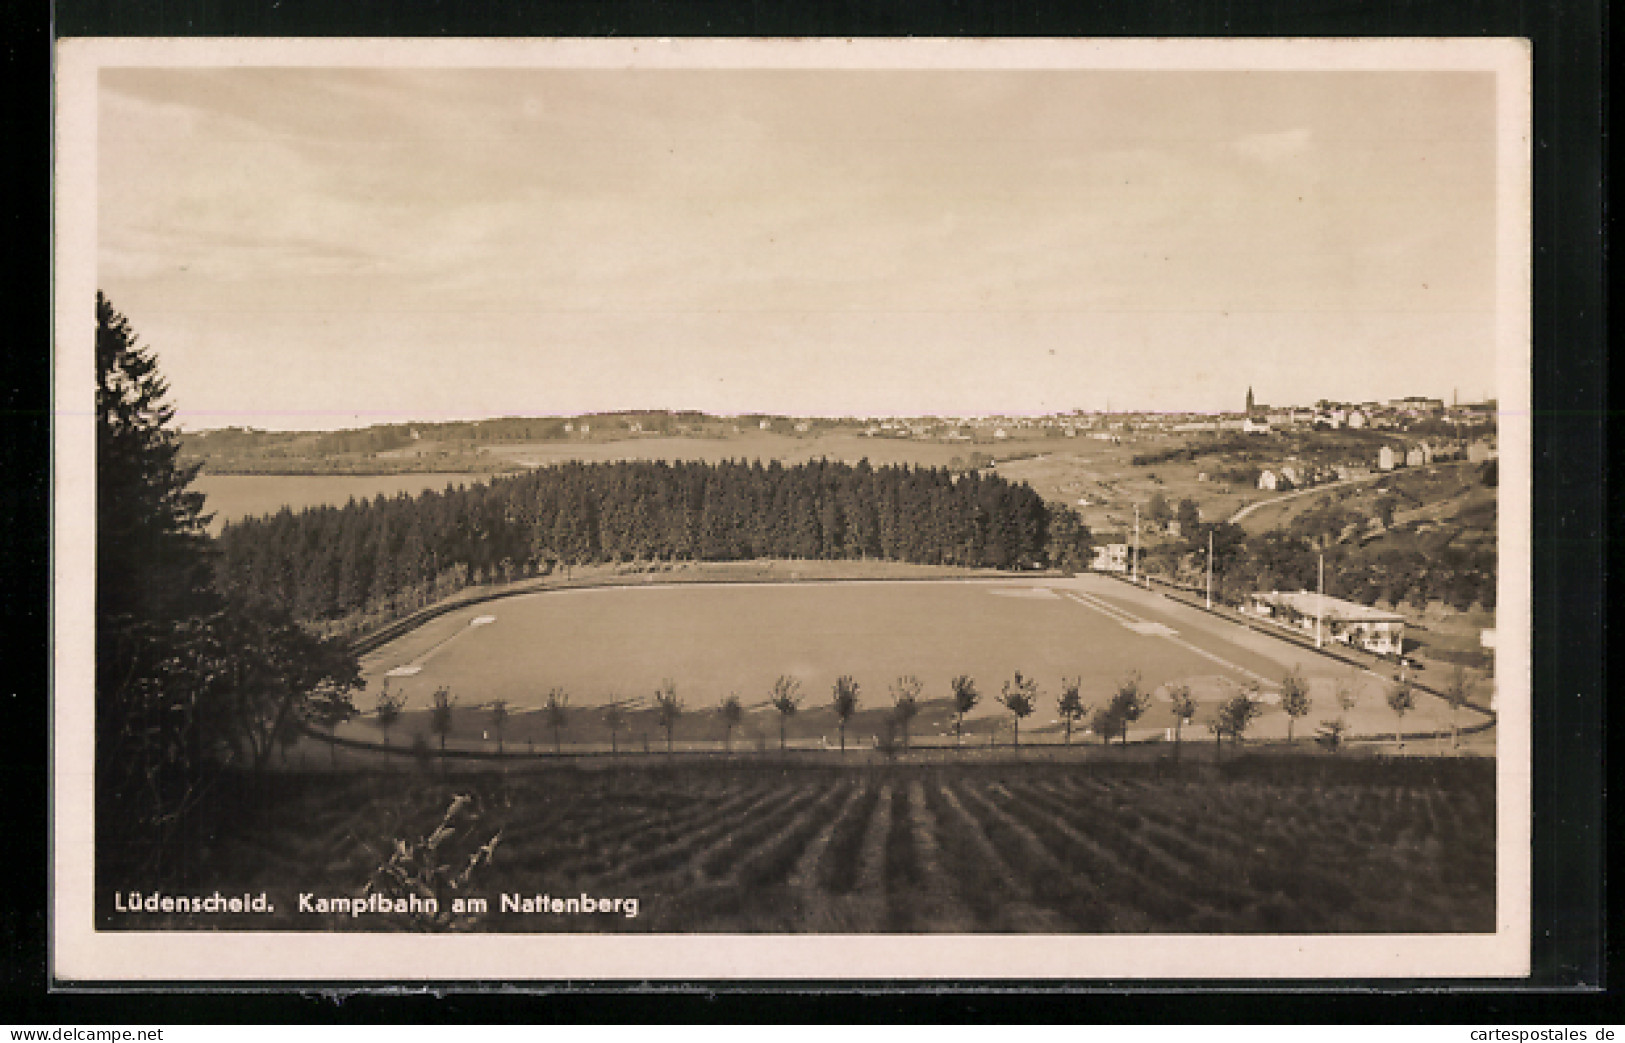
[214,458,1089,623]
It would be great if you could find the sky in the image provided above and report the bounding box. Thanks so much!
[97,67,1500,430]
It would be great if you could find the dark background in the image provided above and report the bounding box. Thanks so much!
[7,0,1608,1022]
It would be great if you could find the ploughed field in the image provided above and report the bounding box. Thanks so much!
[137,758,1495,934]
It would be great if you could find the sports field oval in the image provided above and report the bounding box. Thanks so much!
[358,575,1375,738]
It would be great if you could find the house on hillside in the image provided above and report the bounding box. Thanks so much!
[1257,469,1279,491]
[1378,446,1397,471]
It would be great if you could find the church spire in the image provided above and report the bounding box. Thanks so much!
[1245,386,1255,415]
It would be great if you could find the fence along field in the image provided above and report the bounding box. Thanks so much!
[130,759,1494,934]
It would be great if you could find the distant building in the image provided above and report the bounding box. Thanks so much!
[1377,446,1396,471]
[1247,590,1406,656]
[1242,416,1272,435]
[1467,439,1496,463]
[1090,543,1130,573]
[760,419,773,430]
[1405,445,1426,467]
[1257,469,1279,491]
[1346,409,1367,429]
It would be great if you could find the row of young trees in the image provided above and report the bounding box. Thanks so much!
[215,458,1093,623]
[388,661,1473,766]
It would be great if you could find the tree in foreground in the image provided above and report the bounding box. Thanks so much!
[309,688,357,768]
[544,687,570,754]
[1279,667,1312,742]
[488,699,510,755]
[769,676,802,751]
[831,675,861,753]
[1387,679,1416,749]
[374,686,405,749]
[1056,676,1089,746]
[1167,684,1197,756]
[719,693,744,752]
[950,674,979,746]
[654,679,683,755]
[93,292,223,877]
[999,670,1039,750]
[1217,690,1262,748]
[1106,672,1150,745]
[889,675,922,751]
[603,699,626,755]
[429,687,457,773]
[1092,705,1119,746]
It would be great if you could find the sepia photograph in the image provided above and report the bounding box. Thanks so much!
[53,37,1531,981]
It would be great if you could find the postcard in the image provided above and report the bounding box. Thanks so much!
[53,36,1531,982]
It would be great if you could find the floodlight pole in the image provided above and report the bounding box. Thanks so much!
[1206,529,1214,609]
[1316,552,1325,649]
[1131,504,1140,585]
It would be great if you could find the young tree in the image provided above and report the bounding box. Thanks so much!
[429,687,457,772]
[1092,705,1119,746]
[309,689,357,768]
[603,699,626,755]
[1056,676,1090,746]
[374,686,405,748]
[1444,665,1471,750]
[488,699,510,755]
[999,670,1039,749]
[1387,679,1416,749]
[1147,491,1173,526]
[889,675,922,750]
[1279,667,1312,742]
[1316,717,1349,753]
[769,675,802,751]
[1217,690,1263,747]
[1167,684,1198,755]
[654,679,683,755]
[950,674,980,746]
[544,687,570,754]
[1106,672,1150,745]
[1176,498,1202,536]
[831,675,861,753]
[1336,672,1361,716]
[719,693,744,752]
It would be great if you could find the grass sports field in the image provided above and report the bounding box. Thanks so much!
[349,574,1481,752]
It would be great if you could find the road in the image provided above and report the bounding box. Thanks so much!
[1227,470,1390,526]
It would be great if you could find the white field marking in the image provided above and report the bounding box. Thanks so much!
[470,615,496,627]
[1061,590,1275,687]
[385,665,423,678]
[987,585,1061,599]
[1065,590,1177,636]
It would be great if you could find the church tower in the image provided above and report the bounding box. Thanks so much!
[1245,386,1255,415]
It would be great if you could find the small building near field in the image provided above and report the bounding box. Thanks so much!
[1257,469,1279,491]
[1091,542,1130,573]
[1246,590,1406,656]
